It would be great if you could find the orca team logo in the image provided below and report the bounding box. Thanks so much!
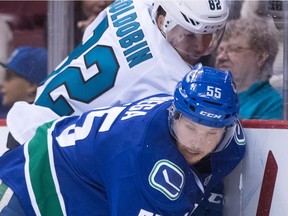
[149,159,185,200]
[234,121,246,145]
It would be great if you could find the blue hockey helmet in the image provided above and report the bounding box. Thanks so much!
[173,63,239,128]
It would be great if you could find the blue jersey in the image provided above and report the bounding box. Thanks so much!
[0,95,245,216]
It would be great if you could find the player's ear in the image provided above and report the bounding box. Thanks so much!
[156,14,165,31]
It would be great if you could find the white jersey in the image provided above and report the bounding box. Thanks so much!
[35,0,191,116]
[7,0,191,143]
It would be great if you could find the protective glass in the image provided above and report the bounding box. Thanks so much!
[170,114,227,165]
[216,44,253,56]
[265,0,285,30]
[166,24,224,65]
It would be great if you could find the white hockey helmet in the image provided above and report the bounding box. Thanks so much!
[261,0,285,30]
[152,0,229,64]
[152,0,229,35]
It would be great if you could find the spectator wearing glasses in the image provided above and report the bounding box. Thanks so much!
[215,18,282,120]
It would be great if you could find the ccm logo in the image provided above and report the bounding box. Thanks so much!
[200,111,222,119]
[204,24,223,29]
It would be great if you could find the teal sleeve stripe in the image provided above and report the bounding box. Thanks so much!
[0,182,8,201]
[27,121,64,216]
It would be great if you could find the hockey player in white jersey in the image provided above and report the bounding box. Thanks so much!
[7,0,229,147]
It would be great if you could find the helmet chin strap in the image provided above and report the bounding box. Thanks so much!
[214,124,236,152]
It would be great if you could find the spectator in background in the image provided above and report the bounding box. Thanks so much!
[215,18,283,120]
[0,46,47,107]
[0,15,13,85]
[0,15,14,119]
[0,93,10,118]
[240,0,284,93]
[75,0,114,45]
[77,0,112,32]
[0,46,47,149]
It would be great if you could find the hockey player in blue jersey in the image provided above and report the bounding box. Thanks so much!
[7,0,230,148]
[0,63,245,215]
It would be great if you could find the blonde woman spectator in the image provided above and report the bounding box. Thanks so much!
[215,18,283,119]
[240,0,284,92]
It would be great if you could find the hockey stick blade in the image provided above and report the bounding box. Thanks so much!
[256,150,278,216]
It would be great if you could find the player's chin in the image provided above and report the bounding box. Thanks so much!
[186,157,202,166]
[179,51,200,66]
[183,151,205,166]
